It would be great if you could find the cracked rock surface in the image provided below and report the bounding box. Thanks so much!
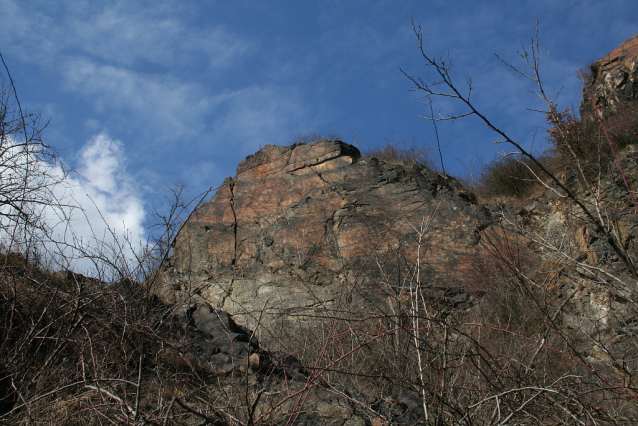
[580,33,638,120]
[159,140,491,329]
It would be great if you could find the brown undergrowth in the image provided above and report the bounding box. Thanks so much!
[261,217,638,423]
[0,255,264,425]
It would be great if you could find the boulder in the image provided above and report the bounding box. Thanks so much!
[169,303,261,375]
[159,140,491,329]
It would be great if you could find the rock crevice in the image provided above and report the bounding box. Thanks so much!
[160,140,491,329]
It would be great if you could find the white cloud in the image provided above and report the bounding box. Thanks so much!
[0,131,147,278]
[74,133,146,239]
[0,0,250,145]
[61,58,215,140]
[212,85,309,153]
[63,4,249,70]
[0,0,249,70]
[58,133,146,276]
[15,133,149,278]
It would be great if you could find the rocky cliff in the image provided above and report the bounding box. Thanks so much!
[580,33,638,120]
[160,140,491,329]
[6,34,638,426]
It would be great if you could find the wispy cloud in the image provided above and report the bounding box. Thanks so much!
[61,58,215,141]
[0,0,252,146]
[0,0,249,70]
[49,133,147,277]
[211,85,309,153]
[74,133,146,238]
[3,0,636,197]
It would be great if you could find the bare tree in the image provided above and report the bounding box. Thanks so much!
[0,54,73,266]
[400,19,637,282]
[371,18,638,425]
[148,181,189,265]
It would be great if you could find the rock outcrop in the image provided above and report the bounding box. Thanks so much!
[160,140,490,329]
[580,33,638,120]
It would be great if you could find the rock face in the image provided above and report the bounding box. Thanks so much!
[581,33,638,120]
[160,140,490,329]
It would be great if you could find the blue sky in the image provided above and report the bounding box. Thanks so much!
[1,0,637,256]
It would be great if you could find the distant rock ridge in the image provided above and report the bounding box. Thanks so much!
[160,140,491,329]
[581,33,638,120]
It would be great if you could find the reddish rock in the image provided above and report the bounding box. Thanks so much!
[159,140,490,329]
[581,34,638,120]
[596,34,638,68]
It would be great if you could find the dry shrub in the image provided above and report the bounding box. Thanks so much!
[0,257,252,425]
[257,308,404,398]
[3,256,367,425]
[468,229,556,374]
[289,132,343,145]
[606,101,638,148]
[363,140,435,169]
[473,100,638,202]
[462,226,638,423]
[547,101,638,183]
[475,154,550,199]
[258,224,638,424]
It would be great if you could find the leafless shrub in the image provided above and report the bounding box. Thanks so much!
[258,219,634,424]
[290,132,343,145]
[0,57,73,266]
[475,154,549,199]
[363,134,436,169]
[0,253,278,425]
[545,102,638,186]
[381,18,638,423]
